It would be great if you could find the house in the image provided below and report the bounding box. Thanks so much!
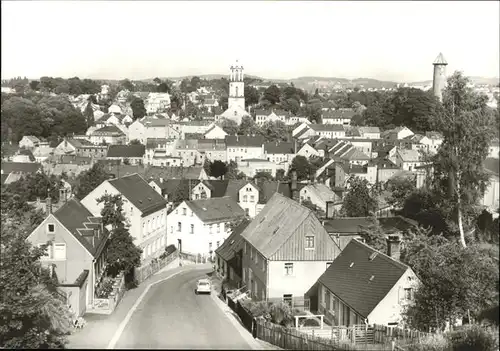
[483,158,500,212]
[26,198,109,317]
[264,141,296,172]
[395,149,424,171]
[321,110,355,126]
[238,158,278,178]
[370,158,400,185]
[203,124,228,140]
[358,127,381,139]
[19,135,41,149]
[327,140,371,166]
[106,145,145,165]
[226,135,265,163]
[309,124,346,139]
[214,219,251,288]
[254,109,289,126]
[292,122,311,138]
[296,142,320,159]
[11,148,36,163]
[166,197,246,259]
[285,115,309,126]
[32,145,54,163]
[190,179,247,201]
[173,139,204,166]
[488,138,499,159]
[178,120,213,138]
[299,183,339,213]
[89,125,127,145]
[54,138,107,159]
[240,193,340,308]
[81,174,168,263]
[382,127,414,140]
[197,139,227,162]
[145,93,171,114]
[308,238,419,326]
[1,162,43,184]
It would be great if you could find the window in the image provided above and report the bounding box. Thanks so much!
[182,208,187,216]
[283,294,293,307]
[53,243,66,260]
[243,195,248,202]
[217,224,220,233]
[177,222,182,232]
[190,224,194,234]
[284,262,293,276]
[245,208,249,216]
[209,242,213,251]
[209,224,213,234]
[216,241,220,248]
[305,236,315,249]
[250,195,255,202]
[47,224,55,233]
[404,288,413,301]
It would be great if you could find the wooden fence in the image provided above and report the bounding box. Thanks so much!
[134,250,178,284]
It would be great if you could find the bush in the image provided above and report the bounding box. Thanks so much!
[448,325,499,351]
[406,333,449,351]
[96,277,114,298]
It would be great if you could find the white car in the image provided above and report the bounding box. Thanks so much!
[195,279,211,295]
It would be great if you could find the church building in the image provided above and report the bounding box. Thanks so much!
[220,60,250,125]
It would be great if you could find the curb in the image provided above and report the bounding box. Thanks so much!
[106,264,209,349]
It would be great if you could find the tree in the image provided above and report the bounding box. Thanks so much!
[244,86,260,106]
[401,230,499,332]
[430,71,496,247]
[29,80,40,91]
[0,214,73,348]
[6,173,63,203]
[74,163,110,199]
[225,161,239,180]
[153,77,162,84]
[390,88,440,133]
[96,194,142,278]
[217,118,238,136]
[218,96,228,110]
[290,155,314,181]
[119,79,135,92]
[210,160,228,179]
[386,175,417,209]
[341,176,378,217]
[130,97,146,120]
[157,82,171,93]
[37,95,87,139]
[129,139,143,145]
[1,96,44,142]
[254,171,273,181]
[202,158,211,177]
[83,100,95,128]
[263,85,281,105]
[358,216,388,252]
[238,116,260,136]
[185,100,199,119]
[260,120,288,142]
[276,169,286,181]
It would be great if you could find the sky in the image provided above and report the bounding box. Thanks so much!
[1,1,499,83]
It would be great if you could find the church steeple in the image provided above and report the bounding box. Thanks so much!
[230,60,244,82]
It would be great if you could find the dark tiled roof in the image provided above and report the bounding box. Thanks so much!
[185,197,246,223]
[146,138,168,149]
[318,239,409,318]
[264,142,295,155]
[109,174,167,217]
[240,193,314,258]
[152,179,191,197]
[215,219,251,261]
[1,162,43,174]
[322,110,356,119]
[184,133,204,139]
[53,198,109,258]
[106,145,145,158]
[225,135,265,147]
[323,216,417,234]
[18,149,36,161]
[92,125,125,135]
[310,124,345,132]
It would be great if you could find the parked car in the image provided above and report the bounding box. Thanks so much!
[195,278,211,294]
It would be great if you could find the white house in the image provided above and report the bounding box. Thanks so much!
[309,124,346,139]
[81,173,168,263]
[19,135,41,149]
[204,124,228,140]
[296,143,320,159]
[299,183,338,213]
[358,127,381,140]
[226,135,265,163]
[395,149,425,171]
[238,159,278,178]
[264,142,296,173]
[166,197,246,259]
[321,109,355,126]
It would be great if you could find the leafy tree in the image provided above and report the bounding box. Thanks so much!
[6,173,63,203]
[96,194,142,278]
[202,158,211,177]
[225,161,239,180]
[390,88,440,133]
[401,229,499,332]
[83,100,95,128]
[180,78,191,93]
[190,76,201,91]
[130,97,146,120]
[0,214,73,348]
[37,95,87,138]
[281,98,300,115]
[217,118,238,135]
[218,96,228,110]
[185,100,199,119]
[263,85,281,105]
[358,216,387,252]
[129,139,143,145]
[119,79,135,92]
[341,176,378,217]
[170,92,184,113]
[254,171,273,181]
[301,99,322,123]
[386,175,417,209]
[157,82,171,93]
[238,116,260,136]
[153,77,162,84]
[260,120,288,142]
[29,80,40,91]
[276,169,286,181]
[290,155,314,181]
[1,96,44,142]
[244,86,260,106]
[210,160,228,179]
[74,163,110,199]
[429,71,496,247]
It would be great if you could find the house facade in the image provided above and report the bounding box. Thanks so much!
[89,125,126,145]
[19,135,41,149]
[226,135,265,163]
[26,198,109,317]
[240,193,340,308]
[81,174,168,263]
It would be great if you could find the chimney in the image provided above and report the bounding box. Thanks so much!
[326,201,335,219]
[386,235,401,261]
[46,197,52,214]
[160,177,164,184]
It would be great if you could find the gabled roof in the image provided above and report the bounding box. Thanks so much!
[397,149,421,162]
[108,174,167,217]
[309,124,345,132]
[146,138,168,149]
[301,183,336,203]
[322,110,356,119]
[65,138,93,148]
[107,145,145,158]
[23,135,41,143]
[318,239,410,318]
[249,179,297,204]
[92,125,125,136]
[264,142,295,155]
[185,197,246,223]
[151,178,191,197]
[215,219,251,261]
[359,126,381,134]
[425,131,444,140]
[323,216,417,234]
[342,148,371,161]
[1,162,43,174]
[254,109,272,116]
[53,198,109,258]
[369,157,399,169]
[240,193,314,258]
[225,135,265,147]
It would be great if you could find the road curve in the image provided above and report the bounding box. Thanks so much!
[114,268,252,349]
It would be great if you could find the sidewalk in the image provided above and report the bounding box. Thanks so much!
[67,259,210,349]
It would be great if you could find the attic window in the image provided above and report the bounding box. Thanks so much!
[349,262,354,268]
[369,252,378,261]
[369,275,375,282]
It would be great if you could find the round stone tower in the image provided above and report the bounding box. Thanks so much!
[432,52,448,102]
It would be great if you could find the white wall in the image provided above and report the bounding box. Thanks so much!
[227,146,264,163]
[238,184,258,217]
[268,260,330,300]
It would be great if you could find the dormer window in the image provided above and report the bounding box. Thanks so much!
[47,224,55,233]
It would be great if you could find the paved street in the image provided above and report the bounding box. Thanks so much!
[114,268,253,349]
